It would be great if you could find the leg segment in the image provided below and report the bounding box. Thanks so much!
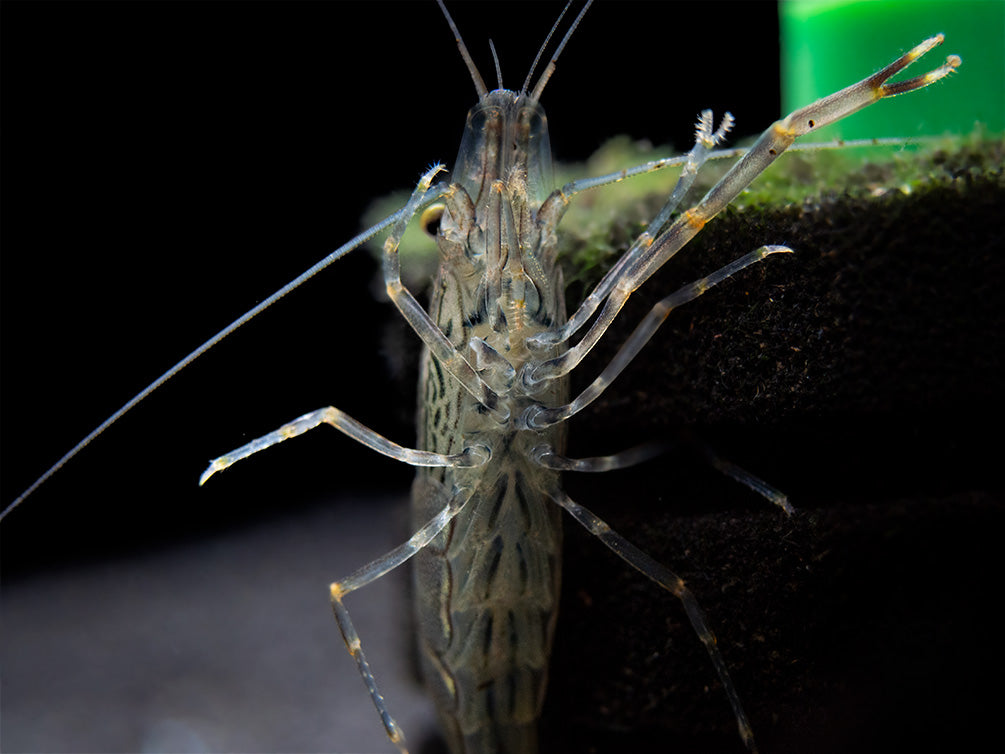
[530,442,668,472]
[525,36,959,389]
[702,445,793,515]
[329,482,478,754]
[1,184,453,519]
[521,245,791,427]
[382,166,509,421]
[545,484,758,752]
[533,440,792,514]
[531,110,735,351]
[199,406,489,485]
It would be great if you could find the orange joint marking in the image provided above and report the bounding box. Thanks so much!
[772,121,795,140]
[684,208,706,230]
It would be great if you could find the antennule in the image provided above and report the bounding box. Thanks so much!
[488,39,503,90]
[520,0,574,96]
[529,0,594,104]
[436,0,488,98]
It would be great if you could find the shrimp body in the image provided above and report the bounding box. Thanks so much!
[4,2,961,753]
[411,91,568,754]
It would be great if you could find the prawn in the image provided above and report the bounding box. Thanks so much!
[1,2,963,752]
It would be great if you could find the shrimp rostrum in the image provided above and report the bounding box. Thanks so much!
[15,1,956,753]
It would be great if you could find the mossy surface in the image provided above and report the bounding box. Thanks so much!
[571,130,1002,428]
[386,133,1004,753]
[542,131,1004,752]
[556,129,1001,301]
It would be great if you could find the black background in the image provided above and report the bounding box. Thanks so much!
[2,0,782,569]
[5,3,1000,753]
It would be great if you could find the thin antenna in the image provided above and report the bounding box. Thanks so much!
[529,0,593,104]
[520,0,575,97]
[488,39,504,90]
[436,0,488,98]
[0,200,434,521]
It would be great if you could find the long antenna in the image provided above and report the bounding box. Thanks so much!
[520,0,575,97]
[529,0,593,104]
[489,39,504,90]
[436,0,488,98]
[0,199,438,521]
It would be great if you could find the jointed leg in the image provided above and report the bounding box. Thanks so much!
[534,439,792,514]
[531,110,735,351]
[524,36,959,390]
[530,442,668,472]
[199,406,488,485]
[382,166,509,421]
[545,483,759,752]
[521,245,791,425]
[330,482,479,754]
[702,445,793,515]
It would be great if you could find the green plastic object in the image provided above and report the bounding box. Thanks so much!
[780,0,1004,140]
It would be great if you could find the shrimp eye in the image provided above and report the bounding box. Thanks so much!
[420,204,446,238]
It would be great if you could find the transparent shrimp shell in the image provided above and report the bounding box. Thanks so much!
[0,2,984,751]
